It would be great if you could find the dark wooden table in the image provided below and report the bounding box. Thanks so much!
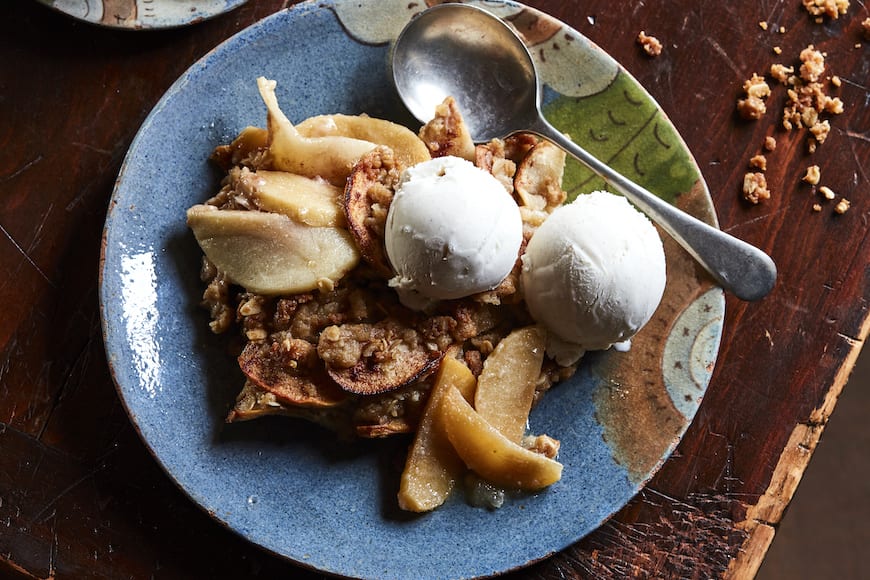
[2,1,868,578]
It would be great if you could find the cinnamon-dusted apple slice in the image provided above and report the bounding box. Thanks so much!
[474,326,546,443]
[296,114,430,169]
[186,205,359,295]
[513,139,567,211]
[398,356,477,512]
[438,386,562,491]
[237,338,348,408]
[344,146,401,277]
[317,321,442,395]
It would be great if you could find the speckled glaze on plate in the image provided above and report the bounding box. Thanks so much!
[99,1,724,578]
[37,0,247,30]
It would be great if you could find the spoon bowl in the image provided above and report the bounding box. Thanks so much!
[392,3,777,301]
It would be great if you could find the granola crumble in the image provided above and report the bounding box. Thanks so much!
[737,73,771,120]
[637,31,663,56]
[742,172,771,204]
[802,0,850,21]
[803,165,821,185]
[749,154,768,171]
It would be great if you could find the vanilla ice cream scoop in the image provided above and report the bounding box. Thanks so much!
[521,191,666,366]
[385,156,523,310]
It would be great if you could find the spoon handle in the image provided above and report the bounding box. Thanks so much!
[528,116,777,301]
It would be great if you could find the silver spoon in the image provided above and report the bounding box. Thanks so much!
[391,3,777,301]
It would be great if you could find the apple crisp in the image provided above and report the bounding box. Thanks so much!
[188,79,579,509]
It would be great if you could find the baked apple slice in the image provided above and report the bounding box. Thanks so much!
[186,205,359,295]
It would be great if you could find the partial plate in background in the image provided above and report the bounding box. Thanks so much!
[37,0,247,30]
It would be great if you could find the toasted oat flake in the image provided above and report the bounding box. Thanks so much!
[819,185,836,200]
[803,165,821,185]
[834,198,851,214]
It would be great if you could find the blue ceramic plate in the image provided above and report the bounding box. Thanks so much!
[37,0,247,29]
[100,1,724,578]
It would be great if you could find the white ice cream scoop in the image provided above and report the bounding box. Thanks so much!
[385,156,523,310]
[521,191,667,366]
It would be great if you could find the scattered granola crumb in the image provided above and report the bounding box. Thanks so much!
[819,185,836,200]
[831,75,842,87]
[812,203,823,212]
[775,46,844,152]
[637,31,663,56]
[742,172,771,204]
[779,26,787,34]
[834,198,851,214]
[799,45,825,83]
[770,63,795,84]
[774,46,783,55]
[737,73,771,119]
[764,136,777,151]
[759,21,769,30]
[749,154,768,171]
[802,0,850,20]
[863,18,870,40]
[803,165,821,185]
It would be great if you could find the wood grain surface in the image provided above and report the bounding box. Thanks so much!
[1,1,868,578]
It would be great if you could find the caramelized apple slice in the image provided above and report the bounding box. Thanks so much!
[236,169,344,227]
[514,140,567,211]
[439,386,562,491]
[297,114,430,169]
[257,77,376,185]
[398,356,477,512]
[474,326,546,443]
[186,205,359,295]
